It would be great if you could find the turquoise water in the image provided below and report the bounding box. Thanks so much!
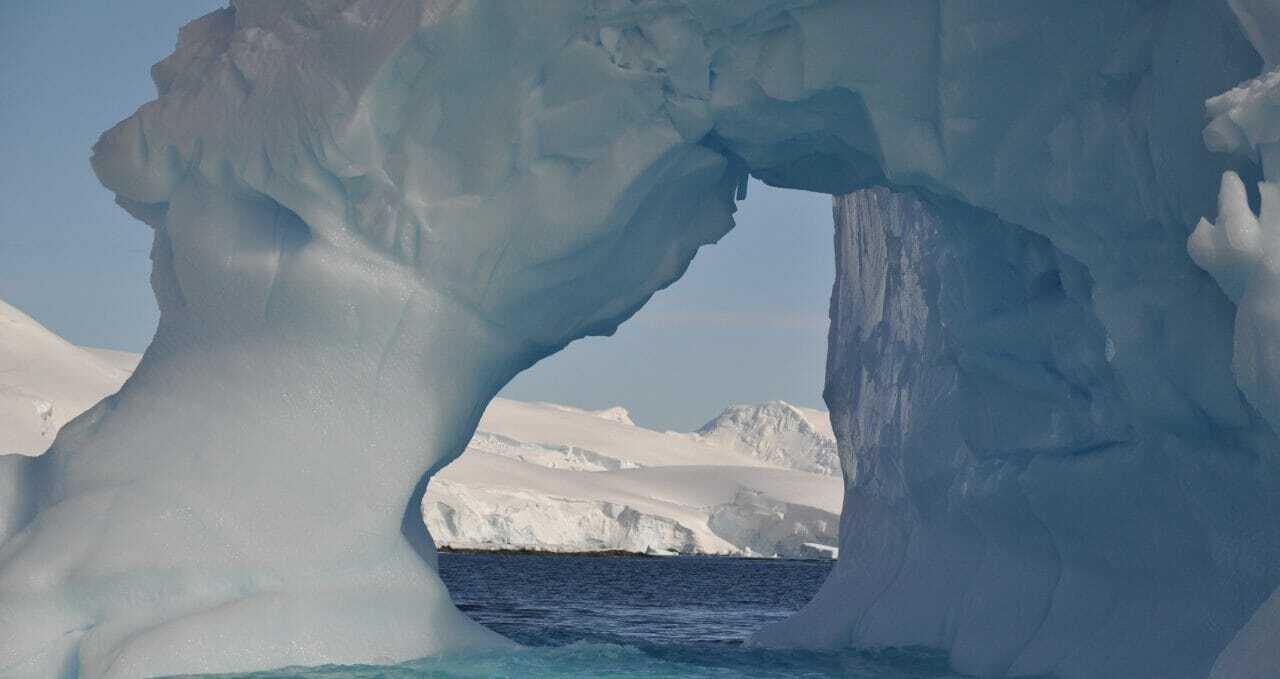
[192,553,967,678]
[208,644,963,678]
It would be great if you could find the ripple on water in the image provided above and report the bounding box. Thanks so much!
[177,553,972,678]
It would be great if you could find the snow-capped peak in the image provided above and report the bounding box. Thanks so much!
[695,400,840,476]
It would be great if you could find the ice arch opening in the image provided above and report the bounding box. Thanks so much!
[418,178,840,558]
[3,2,1280,678]
[497,178,833,435]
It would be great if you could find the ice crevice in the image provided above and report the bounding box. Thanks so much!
[2,1,1280,678]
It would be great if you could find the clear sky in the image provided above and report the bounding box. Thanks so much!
[0,2,835,432]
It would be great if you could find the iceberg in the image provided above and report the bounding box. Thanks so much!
[2,1,1280,677]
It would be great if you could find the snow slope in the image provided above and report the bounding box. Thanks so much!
[0,305,839,559]
[471,398,836,473]
[0,300,131,456]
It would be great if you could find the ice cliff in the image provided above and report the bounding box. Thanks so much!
[2,1,1280,677]
[756,185,1280,679]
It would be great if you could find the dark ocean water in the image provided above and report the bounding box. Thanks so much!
[197,552,968,678]
[440,552,835,647]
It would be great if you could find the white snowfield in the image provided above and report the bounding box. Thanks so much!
[0,302,841,558]
[0,301,133,457]
[428,457,841,558]
[3,1,1280,678]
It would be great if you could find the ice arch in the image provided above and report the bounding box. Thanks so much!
[2,1,1280,677]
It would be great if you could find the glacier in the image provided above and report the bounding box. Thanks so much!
[3,1,1280,677]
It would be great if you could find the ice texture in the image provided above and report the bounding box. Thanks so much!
[2,1,1280,677]
[1212,587,1280,679]
[755,186,1279,679]
[1190,3,1280,676]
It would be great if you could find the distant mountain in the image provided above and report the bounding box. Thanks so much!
[695,401,840,476]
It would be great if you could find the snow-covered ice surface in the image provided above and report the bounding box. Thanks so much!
[3,1,1280,677]
[0,300,131,457]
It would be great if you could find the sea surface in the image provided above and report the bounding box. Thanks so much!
[195,552,968,678]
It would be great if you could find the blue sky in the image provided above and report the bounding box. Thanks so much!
[0,2,834,431]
